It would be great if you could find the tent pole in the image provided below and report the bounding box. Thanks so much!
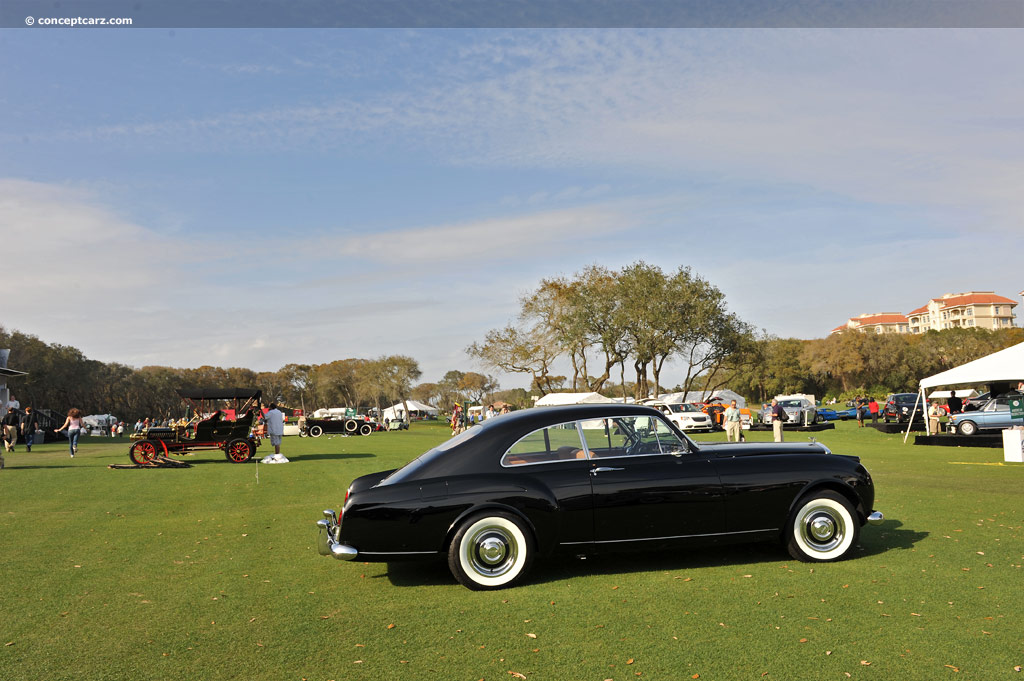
[904,386,924,444]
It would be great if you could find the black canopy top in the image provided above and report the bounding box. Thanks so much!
[175,388,262,401]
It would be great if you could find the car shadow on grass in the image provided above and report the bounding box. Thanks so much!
[856,519,928,557]
[381,522,928,589]
[186,452,376,464]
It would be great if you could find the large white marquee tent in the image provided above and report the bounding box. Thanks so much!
[908,341,1024,439]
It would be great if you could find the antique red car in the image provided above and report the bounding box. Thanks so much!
[128,388,262,464]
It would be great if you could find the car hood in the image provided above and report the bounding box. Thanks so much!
[698,441,839,458]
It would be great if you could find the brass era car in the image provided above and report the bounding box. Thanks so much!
[129,388,262,464]
[316,403,884,590]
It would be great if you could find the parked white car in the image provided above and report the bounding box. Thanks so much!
[647,401,713,432]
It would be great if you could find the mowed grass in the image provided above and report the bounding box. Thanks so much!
[1,420,1021,681]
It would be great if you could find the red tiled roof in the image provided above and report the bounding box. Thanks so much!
[851,313,908,326]
[830,324,848,334]
[938,293,1016,310]
[907,305,929,315]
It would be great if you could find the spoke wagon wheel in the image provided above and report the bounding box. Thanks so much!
[225,438,254,463]
[129,440,159,465]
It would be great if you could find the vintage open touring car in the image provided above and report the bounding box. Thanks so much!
[316,403,884,590]
[128,388,263,464]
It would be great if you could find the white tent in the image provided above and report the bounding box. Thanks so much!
[656,389,747,409]
[908,341,1024,439]
[381,400,439,421]
[535,392,613,407]
[920,341,1024,389]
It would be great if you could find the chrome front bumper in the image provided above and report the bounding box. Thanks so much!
[867,511,884,526]
[316,509,358,561]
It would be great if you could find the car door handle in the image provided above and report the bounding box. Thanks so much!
[591,467,624,475]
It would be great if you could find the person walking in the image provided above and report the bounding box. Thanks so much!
[55,408,84,457]
[770,399,786,442]
[855,396,866,428]
[723,399,742,442]
[868,397,879,425]
[20,406,39,452]
[3,407,19,452]
[264,403,285,457]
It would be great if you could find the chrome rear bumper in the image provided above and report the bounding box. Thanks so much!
[316,509,358,561]
[867,511,884,526]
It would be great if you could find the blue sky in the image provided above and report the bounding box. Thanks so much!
[1,29,1021,387]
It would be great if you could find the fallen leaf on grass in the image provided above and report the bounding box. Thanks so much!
[526,633,537,639]
[799,639,808,643]
[944,665,960,672]
[627,658,634,664]
[4,642,14,647]
[861,661,871,666]
[508,672,527,679]
[387,623,396,629]
[1013,665,1021,672]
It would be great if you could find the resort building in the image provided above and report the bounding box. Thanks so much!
[831,291,1017,336]
[907,292,1017,333]
[830,313,909,336]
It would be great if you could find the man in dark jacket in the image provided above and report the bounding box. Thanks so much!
[21,406,39,452]
[3,407,19,452]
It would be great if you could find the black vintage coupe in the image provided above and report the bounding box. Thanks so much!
[316,404,884,590]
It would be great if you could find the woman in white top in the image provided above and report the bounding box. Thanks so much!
[55,408,85,457]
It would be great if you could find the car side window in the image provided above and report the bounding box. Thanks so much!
[583,416,664,458]
[501,421,587,466]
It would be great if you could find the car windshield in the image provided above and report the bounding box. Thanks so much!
[379,426,484,486]
[667,403,701,413]
[893,394,918,404]
[779,400,804,408]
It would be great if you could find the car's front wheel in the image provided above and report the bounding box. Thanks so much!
[785,491,859,562]
[358,423,372,436]
[957,420,978,436]
[309,425,323,438]
[448,512,535,590]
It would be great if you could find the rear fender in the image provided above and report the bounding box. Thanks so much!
[444,502,545,555]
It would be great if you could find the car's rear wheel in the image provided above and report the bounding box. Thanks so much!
[957,421,978,436]
[225,438,254,463]
[129,440,159,464]
[345,419,359,433]
[785,491,859,562]
[309,425,323,438]
[448,512,535,590]
[358,423,372,436]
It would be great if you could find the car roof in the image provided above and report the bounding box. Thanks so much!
[382,403,666,483]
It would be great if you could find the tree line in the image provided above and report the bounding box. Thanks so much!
[0,326,425,421]
[724,326,1024,403]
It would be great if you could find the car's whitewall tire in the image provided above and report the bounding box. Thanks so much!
[448,513,534,590]
[786,491,858,562]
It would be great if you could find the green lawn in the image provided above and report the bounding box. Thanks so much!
[1,421,1021,680]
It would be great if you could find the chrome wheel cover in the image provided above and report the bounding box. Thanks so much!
[462,523,519,579]
[797,503,846,553]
